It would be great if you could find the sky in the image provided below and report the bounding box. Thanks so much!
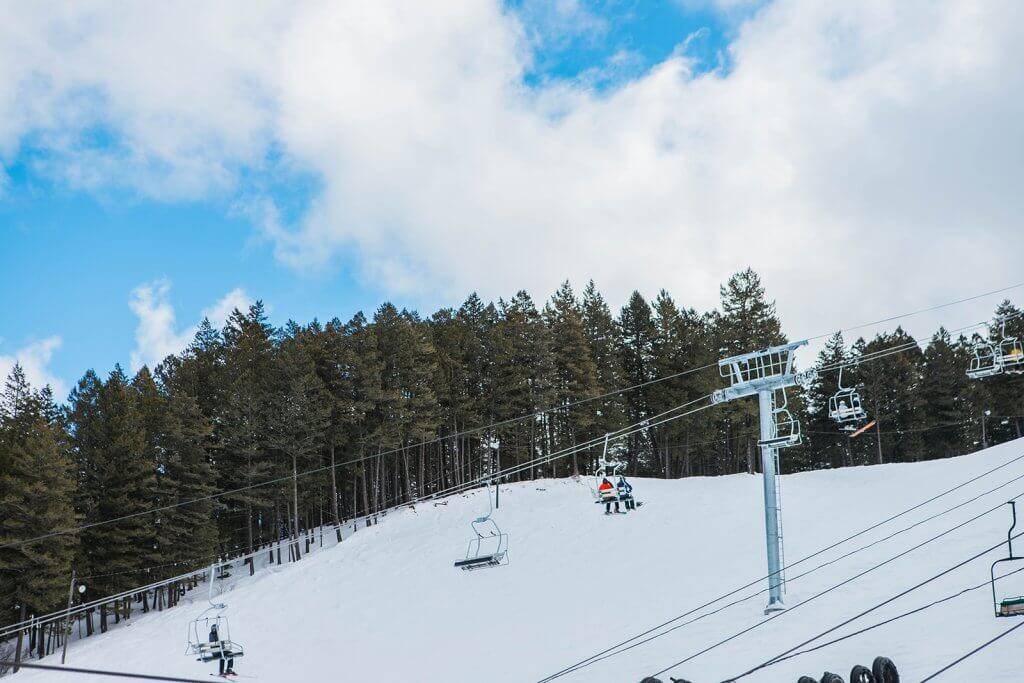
[2,0,1023,400]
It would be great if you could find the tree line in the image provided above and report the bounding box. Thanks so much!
[1,269,1021,623]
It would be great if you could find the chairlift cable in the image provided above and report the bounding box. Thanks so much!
[1,290,1017,554]
[919,619,1024,681]
[804,281,1024,343]
[0,660,210,682]
[717,511,1024,682]
[538,453,1024,681]
[410,395,716,506]
[813,310,1024,378]
[365,399,714,523]
[768,566,1024,669]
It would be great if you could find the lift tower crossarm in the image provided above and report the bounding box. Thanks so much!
[712,341,816,404]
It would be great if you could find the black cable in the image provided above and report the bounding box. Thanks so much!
[650,495,1018,680]
[8,287,1010,556]
[536,451,1024,682]
[768,567,1024,668]
[0,660,209,682]
[721,526,1024,681]
[543,457,1024,680]
[919,620,1024,681]
[804,282,1024,342]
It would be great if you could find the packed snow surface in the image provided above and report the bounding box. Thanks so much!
[24,438,1024,682]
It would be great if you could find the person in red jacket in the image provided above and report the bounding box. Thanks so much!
[599,477,621,514]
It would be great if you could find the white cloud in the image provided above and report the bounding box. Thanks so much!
[0,337,67,399]
[2,0,1024,346]
[201,288,252,329]
[129,281,251,372]
[515,0,609,53]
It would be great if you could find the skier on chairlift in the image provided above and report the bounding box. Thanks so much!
[617,475,636,511]
[599,477,623,514]
[209,623,236,678]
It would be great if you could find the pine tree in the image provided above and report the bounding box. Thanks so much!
[157,388,218,574]
[131,367,165,569]
[492,291,554,481]
[580,281,626,439]
[429,306,473,485]
[714,269,787,474]
[618,291,658,471]
[71,366,156,600]
[402,316,442,500]
[857,328,925,464]
[0,366,77,619]
[267,334,330,554]
[803,332,851,470]
[544,282,600,475]
[987,301,1024,442]
[220,302,277,552]
[649,290,714,477]
[920,329,972,460]
[343,312,384,519]
[311,319,358,532]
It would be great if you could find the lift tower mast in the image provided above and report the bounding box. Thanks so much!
[712,340,815,614]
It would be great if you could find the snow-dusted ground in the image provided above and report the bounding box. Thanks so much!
[24,438,1024,682]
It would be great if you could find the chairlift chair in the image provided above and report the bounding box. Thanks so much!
[968,317,1024,379]
[454,482,509,571]
[968,338,1003,379]
[758,388,802,449]
[828,366,867,425]
[592,433,631,506]
[991,501,1024,617]
[185,564,245,663]
[186,615,244,663]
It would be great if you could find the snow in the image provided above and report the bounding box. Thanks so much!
[24,438,1024,682]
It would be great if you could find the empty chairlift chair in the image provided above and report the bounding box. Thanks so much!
[454,482,508,571]
[185,565,245,666]
[828,366,867,426]
[991,501,1024,617]
[758,387,802,449]
[968,337,1003,379]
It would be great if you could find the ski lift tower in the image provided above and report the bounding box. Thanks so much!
[712,340,816,614]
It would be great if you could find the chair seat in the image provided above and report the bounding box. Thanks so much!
[999,599,1024,616]
[455,553,503,570]
[196,641,244,661]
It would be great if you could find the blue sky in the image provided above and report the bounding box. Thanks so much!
[2,0,1022,398]
[0,1,738,395]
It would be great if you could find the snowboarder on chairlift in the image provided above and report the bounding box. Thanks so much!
[599,477,621,514]
[617,475,636,511]
[209,623,235,677]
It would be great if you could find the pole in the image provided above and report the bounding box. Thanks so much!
[13,604,26,673]
[758,390,786,614]
[60,570,76,664]
[875,412,884,465]
[495,447,500,509]
[292,455,301,560]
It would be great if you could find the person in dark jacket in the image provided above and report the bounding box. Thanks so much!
[617,475,636,511]
[209,623,235,677]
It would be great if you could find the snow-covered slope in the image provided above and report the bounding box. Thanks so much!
[27,438,1024,682]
